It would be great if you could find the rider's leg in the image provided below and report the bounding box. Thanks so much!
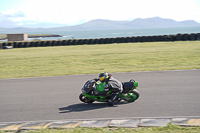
[108,92,120,106]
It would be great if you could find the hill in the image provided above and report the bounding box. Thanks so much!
[0,17,200,33]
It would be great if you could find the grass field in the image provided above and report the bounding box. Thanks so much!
[0,41,200,79]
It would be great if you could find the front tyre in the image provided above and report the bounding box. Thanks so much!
[79,93,95,103]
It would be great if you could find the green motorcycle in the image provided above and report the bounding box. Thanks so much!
[79,79,139,104]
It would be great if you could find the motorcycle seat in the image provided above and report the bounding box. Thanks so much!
[122,81,134,93]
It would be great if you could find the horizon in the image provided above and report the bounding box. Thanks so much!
[0,0,200,28]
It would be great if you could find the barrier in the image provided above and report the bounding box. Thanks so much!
[176,34,183,41]
[169,35,176,41]
[190,33,196,40]
[104,38,110,44]
[89,39,93,44]
[2,33,200,48]
[2,42,7,47]
[13,42,17,48]
[151,36,157,42]
[18,42,24,48]
[130,36,136,42]
[1,42,12,49]
[114,37,119,43]
[141,36,146,42]
[51,41,57,46]
[94,38,100,44]
[35,41,41,47]
[136,36,142,42]
[197,33,200,40]
[57,41,61,46]
[40,41,45,47]
[99,38,104,44]
[163,35,170,41]
[183,34,189,41]
[78,39,84,45]
[24,42,30,47]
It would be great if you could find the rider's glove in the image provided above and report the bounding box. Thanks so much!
[91,78,98,83]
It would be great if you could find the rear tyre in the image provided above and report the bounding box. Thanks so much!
[128,89,140,102]
[79,94,95,103]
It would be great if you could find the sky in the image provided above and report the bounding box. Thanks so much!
[0,0,200,28]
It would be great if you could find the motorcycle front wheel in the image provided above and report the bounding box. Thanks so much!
[79,93,95,103]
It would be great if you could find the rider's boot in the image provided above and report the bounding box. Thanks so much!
[108,92,120,106]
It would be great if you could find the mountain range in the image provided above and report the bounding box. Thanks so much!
[1,17,200,33]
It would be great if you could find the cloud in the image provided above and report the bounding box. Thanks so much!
[19,0,200,25]
[0,11,27,28]
[0,10,69,28]
[3,11,26,18]
[1,0,200,28]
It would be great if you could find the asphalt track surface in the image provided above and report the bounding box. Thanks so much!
[0,70,200,123]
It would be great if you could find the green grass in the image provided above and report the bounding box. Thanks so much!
[0,41,200,79]
[1,124,200,133]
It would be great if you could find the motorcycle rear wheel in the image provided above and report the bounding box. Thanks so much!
[127,89,140,102]
[79,93,95,103]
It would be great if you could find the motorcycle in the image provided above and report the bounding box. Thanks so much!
[79,79,139,104]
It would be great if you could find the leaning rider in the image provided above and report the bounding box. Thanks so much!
[94,72,123,106]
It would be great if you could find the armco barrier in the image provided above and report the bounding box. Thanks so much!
[1,33,200,49]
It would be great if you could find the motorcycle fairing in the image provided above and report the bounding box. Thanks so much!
[95,82,106,92]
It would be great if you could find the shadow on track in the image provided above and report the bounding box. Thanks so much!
[59,102,127,113]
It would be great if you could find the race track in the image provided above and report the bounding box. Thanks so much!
[0,70,200,122]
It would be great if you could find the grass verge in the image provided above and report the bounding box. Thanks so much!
[0,41,200,79]
[0,124,200,133]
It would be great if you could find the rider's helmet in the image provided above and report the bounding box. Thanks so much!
[99,72,109,82]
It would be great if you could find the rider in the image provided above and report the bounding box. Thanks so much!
[94,72,123,106]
